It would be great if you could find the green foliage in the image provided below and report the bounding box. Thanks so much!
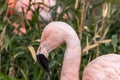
[0,0,120,80]
[112,34,118,52]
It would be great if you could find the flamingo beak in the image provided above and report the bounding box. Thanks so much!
[36,54,50,74]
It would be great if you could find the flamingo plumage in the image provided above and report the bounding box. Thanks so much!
[36,21,120,80]
[82,54,120,80]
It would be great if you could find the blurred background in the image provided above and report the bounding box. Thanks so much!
[0,0,120,80]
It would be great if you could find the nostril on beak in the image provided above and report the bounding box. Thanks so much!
[36,54,50,73]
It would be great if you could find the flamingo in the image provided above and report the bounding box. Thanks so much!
[7,0,56,21]
[7,0,57,35]
[36,21,120,80]
[82,54,120,80]
[36,21,81,80]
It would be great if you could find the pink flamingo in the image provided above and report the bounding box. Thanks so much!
[8,0,56,21]
[36,21,81,80]
[7,0,57,35]
[82,54,120,80]
[36,21,120,80]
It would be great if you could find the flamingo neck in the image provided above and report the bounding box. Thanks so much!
[60,36,81,80]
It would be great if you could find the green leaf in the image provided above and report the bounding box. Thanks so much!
[0,23,4,30]
[0,72,18,80]
[112,34,118,52]
[13,52,25,59]
[4,34,10,50]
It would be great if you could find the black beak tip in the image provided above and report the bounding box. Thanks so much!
[36,54,50,73]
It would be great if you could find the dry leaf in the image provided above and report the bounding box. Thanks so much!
[102,3,108,18]
[28,45,37,62]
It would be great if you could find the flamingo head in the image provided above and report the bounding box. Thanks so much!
[36,22,68,73]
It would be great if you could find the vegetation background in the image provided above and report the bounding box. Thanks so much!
[0,0,120,80]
